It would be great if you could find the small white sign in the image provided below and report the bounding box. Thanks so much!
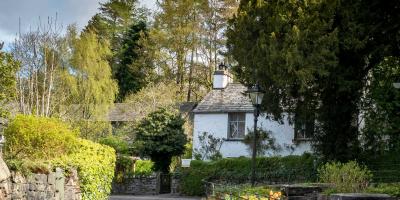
[181,159,192,167]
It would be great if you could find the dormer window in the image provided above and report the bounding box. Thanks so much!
[228,113,246,139]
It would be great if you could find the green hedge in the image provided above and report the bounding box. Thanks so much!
[52,139,115,200]
[362,153,400,183]
[4,115,116,200]
[4,114,78,161]
[178,153,317,196]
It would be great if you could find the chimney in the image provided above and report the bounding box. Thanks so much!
[213,63,233,89]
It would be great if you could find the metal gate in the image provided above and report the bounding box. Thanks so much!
[158,173,171,194]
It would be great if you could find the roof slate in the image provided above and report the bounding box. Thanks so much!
[193,83,254,113]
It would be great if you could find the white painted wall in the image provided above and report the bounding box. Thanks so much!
[213,73,232,89]
[192,113,312,159]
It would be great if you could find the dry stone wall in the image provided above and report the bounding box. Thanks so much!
[112,176,158,195]
[0,157,81,200]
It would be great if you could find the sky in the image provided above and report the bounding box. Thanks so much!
[0,0,156,49]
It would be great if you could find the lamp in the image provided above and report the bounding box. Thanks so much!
[248,84,265,106]
[246,83,265,187]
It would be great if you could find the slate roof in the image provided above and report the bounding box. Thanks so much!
[193,83,254,113]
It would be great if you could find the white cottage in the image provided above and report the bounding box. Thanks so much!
[192,68,313,159]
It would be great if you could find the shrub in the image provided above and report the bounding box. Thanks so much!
[213,185,283,199]
[99,135,130,154]
[52,138,116,200]
[4,115,78,160]
[134,108,187,172]
[318,161,372,193]
[193,132,224,160]
[134,160,154,176]
[4,115,116,200]
[179,154,316,196]
[367,183,400,197]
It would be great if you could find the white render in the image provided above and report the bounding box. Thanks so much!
[192,112,312,159]
[213,72,233,89]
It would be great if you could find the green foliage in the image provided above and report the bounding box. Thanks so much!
[0,49,20,118]
[367,183,400,197]
[134,160,154,176]
[3,115,78,160]
[212,184,282,199]
[242,129,281,156]
[67,29,118,140]
[362,57,400,153]
[134,108,187,172]
[99,135,130,154]
[4,115,116,200]
[362,152,400,183]
[193,132,224,161]
[227,0,400,162]
[179,154,316,196]
[318,161,372,193]
[116,21,154,100]
[52,139,116,200]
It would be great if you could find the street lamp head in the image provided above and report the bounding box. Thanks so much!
[247,84,265,106]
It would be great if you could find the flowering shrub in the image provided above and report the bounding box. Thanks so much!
[212,185,283,200]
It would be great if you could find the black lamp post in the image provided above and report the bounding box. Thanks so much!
[247,83,265,186]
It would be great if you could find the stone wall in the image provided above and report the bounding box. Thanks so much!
[0,157,81,200]
[112,176,158,195]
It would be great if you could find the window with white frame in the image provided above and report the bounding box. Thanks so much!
[228,113,246,139]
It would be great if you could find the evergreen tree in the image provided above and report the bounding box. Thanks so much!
[227,0,400,161]
[115,21,152,100]
[134,108,187,173]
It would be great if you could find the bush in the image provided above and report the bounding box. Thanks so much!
[4,115,116,200]
[99,135,130,154]
[318,161,372,193]
[367,183,400,197]
[179,154,316,196]
[213,185,283,199]
[134,160,154,176]
[134,108,187,172]
[4,115,78,160]
[52,139,116,200]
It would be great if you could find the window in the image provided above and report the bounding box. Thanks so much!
[294,115,315,141]
[228,113,246,139]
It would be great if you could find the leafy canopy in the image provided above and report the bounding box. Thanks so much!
[134,108,187,172]
[0,48,20,118]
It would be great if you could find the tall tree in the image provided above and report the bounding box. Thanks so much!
[362,57,400,155]
[85,0,138,49]
[68,29,118,139]
[149,0,238,101]
[115,21,153,100]
[227,0,400,161]
[85,0,151,101]
[11,17,66,117]
[0,43,20,118]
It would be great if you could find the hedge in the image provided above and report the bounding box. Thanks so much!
[4,115,116,200]
[178,153,317,196]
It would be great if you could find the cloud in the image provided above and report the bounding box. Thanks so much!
[0,0,156,49]
[0,0,106,47]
